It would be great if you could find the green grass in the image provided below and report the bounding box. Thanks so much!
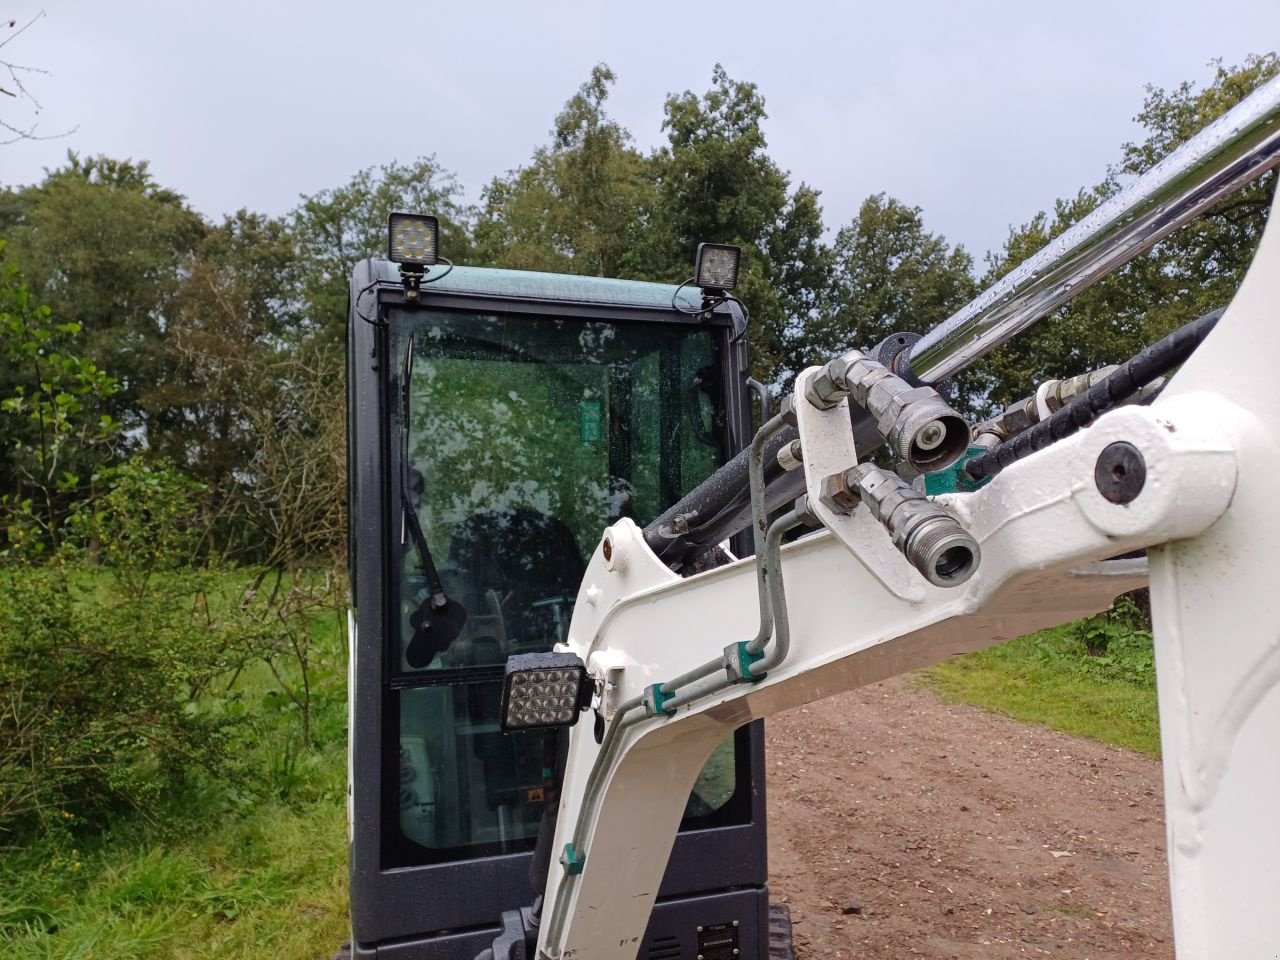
[1,566,352,960]
[925,620,1161,757]
[0,789,349,960]
[2,565,1161,960]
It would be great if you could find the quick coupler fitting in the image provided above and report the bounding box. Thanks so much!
[805,350,970,474]
[837,463,980,587]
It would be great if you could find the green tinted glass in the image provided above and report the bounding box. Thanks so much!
[388,308,737,865]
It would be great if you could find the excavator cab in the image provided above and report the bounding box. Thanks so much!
[346,222,780,958]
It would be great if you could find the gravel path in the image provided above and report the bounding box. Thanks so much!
[767,675,1172,959]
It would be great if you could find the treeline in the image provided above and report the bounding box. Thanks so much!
[1,55,1275,563]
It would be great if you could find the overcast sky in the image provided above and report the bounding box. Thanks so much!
[3,1,1277,261]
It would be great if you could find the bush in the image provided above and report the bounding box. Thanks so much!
[0,461,243,840]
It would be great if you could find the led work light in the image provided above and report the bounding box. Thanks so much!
[499,652,591,733]
[388,213,440,267]
[694,242,741,294]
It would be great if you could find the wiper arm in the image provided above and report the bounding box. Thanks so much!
[400,334,467,667]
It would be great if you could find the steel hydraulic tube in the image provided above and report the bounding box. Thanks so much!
[906,73,1280,383]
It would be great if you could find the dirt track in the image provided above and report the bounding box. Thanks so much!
[767,676,1172,959]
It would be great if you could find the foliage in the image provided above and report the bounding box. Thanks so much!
[0,258,120,554]
[0,468,237,838]
[232,343,347,564]
[147,210,301,503]
[1,153,205,444]
[0,748,348,960]
[974,54,1278,408]
[0,557,349,958]
[928,614,1161,757]
[0,448,347,840]
[237,567,346,746]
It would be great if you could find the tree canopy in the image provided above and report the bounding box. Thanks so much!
[1,55,1275,559]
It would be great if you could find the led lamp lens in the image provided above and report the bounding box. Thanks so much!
[388,213,440,266]
[695,242,741,292]
[500,653,588,732]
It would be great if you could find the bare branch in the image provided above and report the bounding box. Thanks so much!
[1,10,77,144]
[0,11,44,54]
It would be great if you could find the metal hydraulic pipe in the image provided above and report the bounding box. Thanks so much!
[907,73,1280,383]
[545,702,644,944]
[664,508,806,711]
[658,654,725,698]
[747,510,805,675]
[743,509,805,658]
[661,415,792,696]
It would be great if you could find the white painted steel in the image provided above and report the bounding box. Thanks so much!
[530,183,1279,959]
[793,378,926,602]
[1145,185,1280,959]
[538,391,1241,959]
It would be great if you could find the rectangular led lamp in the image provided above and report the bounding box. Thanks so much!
[388,212,440,267]
[500,651,589,733]
[694,242,741,293]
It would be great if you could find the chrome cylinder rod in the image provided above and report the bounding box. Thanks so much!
[909,73,1280,383]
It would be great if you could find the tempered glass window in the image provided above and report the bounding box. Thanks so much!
[386,307,741,867]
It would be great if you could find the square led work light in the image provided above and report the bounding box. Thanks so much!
[500,652,590,732]
[695,242,741,293]
[388,213,439,267]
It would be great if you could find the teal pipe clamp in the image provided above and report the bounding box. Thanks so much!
[560,842,585,876]
[642,683,678,717]
[723,640,767,683]
[924,446,994,496]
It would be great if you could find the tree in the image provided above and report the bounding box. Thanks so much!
[806,193,975,372]
[1,153,205,443]
[144,211,305,554]
[475,65,653,278]
[976,55,1278,408]
[292,157,471,343]
[645,65,790,268]
[0,253,119,553]
[637,65,830,388]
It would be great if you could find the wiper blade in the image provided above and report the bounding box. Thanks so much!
[399,333,467,667]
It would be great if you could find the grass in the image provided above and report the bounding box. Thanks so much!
[0,789,349,960]
[2,562,1161,960]
[1,565,352,960]
[925,618,1162,758]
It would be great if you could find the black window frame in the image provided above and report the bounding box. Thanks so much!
[347,267,767,948]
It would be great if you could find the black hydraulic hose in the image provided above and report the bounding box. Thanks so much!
[643,407,886,569]
[965,307,1224,481]
[643,424,800,561]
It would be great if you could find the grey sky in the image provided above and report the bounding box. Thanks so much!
[3,1,1277,261]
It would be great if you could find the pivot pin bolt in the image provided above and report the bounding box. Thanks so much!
[1095,441,1146,504]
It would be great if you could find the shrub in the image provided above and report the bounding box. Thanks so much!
[0,462,242,841]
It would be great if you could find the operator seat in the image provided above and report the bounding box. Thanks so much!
[445,507,585,656]
[445,507,586,827]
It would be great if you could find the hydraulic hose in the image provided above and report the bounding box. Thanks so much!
[965,308,1224,481]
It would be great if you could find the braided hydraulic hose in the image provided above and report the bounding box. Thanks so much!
[965,307,1225,481]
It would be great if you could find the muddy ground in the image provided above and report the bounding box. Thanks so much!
[767,676,1172,959]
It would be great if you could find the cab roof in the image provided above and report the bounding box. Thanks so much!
[364,259,704,313]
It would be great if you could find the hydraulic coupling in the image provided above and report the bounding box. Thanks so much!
[805,349,970,474]
[821,463,979,587]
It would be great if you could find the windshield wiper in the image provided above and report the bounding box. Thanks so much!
[400,334,467,668]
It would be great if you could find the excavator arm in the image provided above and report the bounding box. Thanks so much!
[522,76,1280,960]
